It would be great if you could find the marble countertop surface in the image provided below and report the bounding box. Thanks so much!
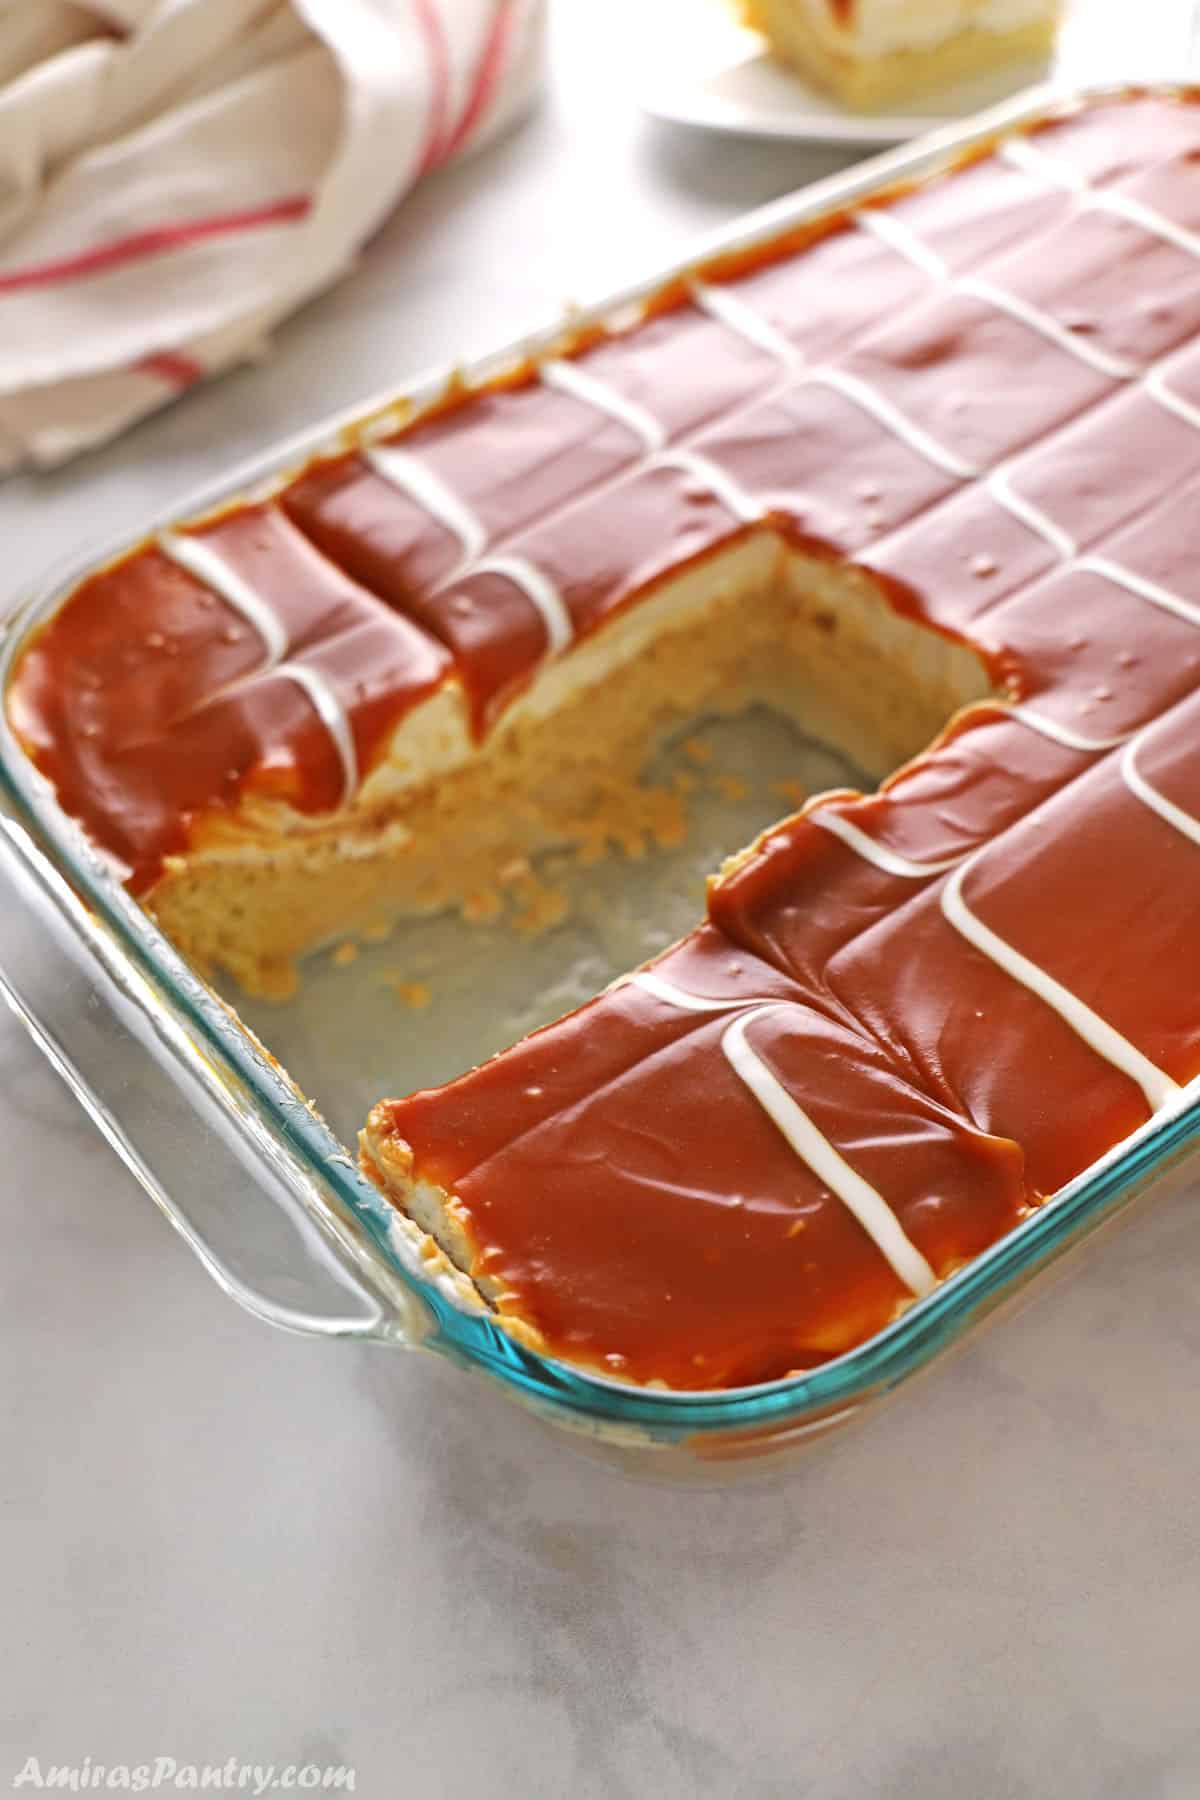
[4,10,1200,1797]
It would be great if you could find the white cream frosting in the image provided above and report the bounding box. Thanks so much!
[688,278,800,369]
[630,975,936,1296]
[985,467,1078,558]
[723,1006,938,1295]
[363,441,488,572]
[805,367,980,480]
[940,856,1180,1113]
[956,276,1138,380]
[274,664,359,805]
[469,554,575,656]
[158,529,289,667]
[811,806,963,876]
[541,357,666,452]
[655,447,767,526]
[1122,736,1200,850]
[1079,557,1200,631]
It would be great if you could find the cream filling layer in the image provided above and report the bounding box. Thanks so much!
[808,0,1057,57]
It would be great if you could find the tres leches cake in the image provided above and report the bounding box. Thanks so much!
[11,89,1200,1391]
[737,0,1064,110]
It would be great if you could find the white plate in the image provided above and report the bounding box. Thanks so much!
[637,0,1197,146]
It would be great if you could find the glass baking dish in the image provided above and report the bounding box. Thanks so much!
[4,77,1200,1480]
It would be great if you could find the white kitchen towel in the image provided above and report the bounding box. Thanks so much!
[0,0,545,472]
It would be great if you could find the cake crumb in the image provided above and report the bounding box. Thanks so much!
[682,736,713,765]
[651,808,687,851]
[786,1218,807,1238]
[461,887,503,923]
[498,856,532,885]
[711,774,749,803]
[513,880,569,936]
[770,778,808,807]
[671,771,698,795]
[331,941,359,967]
[572,827,610,868]
[383,975,432,1010]
[361,919,394,944]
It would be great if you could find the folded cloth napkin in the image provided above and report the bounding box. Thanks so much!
[0,0,545,472]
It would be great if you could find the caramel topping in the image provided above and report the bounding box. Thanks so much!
[8,505,449,888]
[371,928,1030,1387]
[10,92,1200,1387]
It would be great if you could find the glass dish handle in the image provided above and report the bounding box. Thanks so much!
[0,815,423,1346]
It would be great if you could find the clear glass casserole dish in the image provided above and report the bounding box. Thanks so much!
[5,78,1200,1480]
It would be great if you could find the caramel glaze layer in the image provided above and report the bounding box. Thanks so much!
[370,928,1031,1387]
[281,371,650,604]
[11,92,1200,1388]
[710,710,1092,983]
[822,707,1200,1195]
[9,507,451,887]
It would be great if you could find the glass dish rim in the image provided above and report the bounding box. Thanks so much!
[4,74,1200,1443]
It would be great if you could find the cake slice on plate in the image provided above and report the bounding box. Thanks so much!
[737,0,1064,110]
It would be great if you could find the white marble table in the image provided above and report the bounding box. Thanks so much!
[4,11,1200,1797]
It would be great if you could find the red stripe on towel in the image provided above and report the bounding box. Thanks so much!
[442,2,517,163]
[413,0,454,174]
[0,194,312,296]
[136,351,205,388]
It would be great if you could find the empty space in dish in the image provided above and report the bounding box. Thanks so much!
[227,708,865,1151]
